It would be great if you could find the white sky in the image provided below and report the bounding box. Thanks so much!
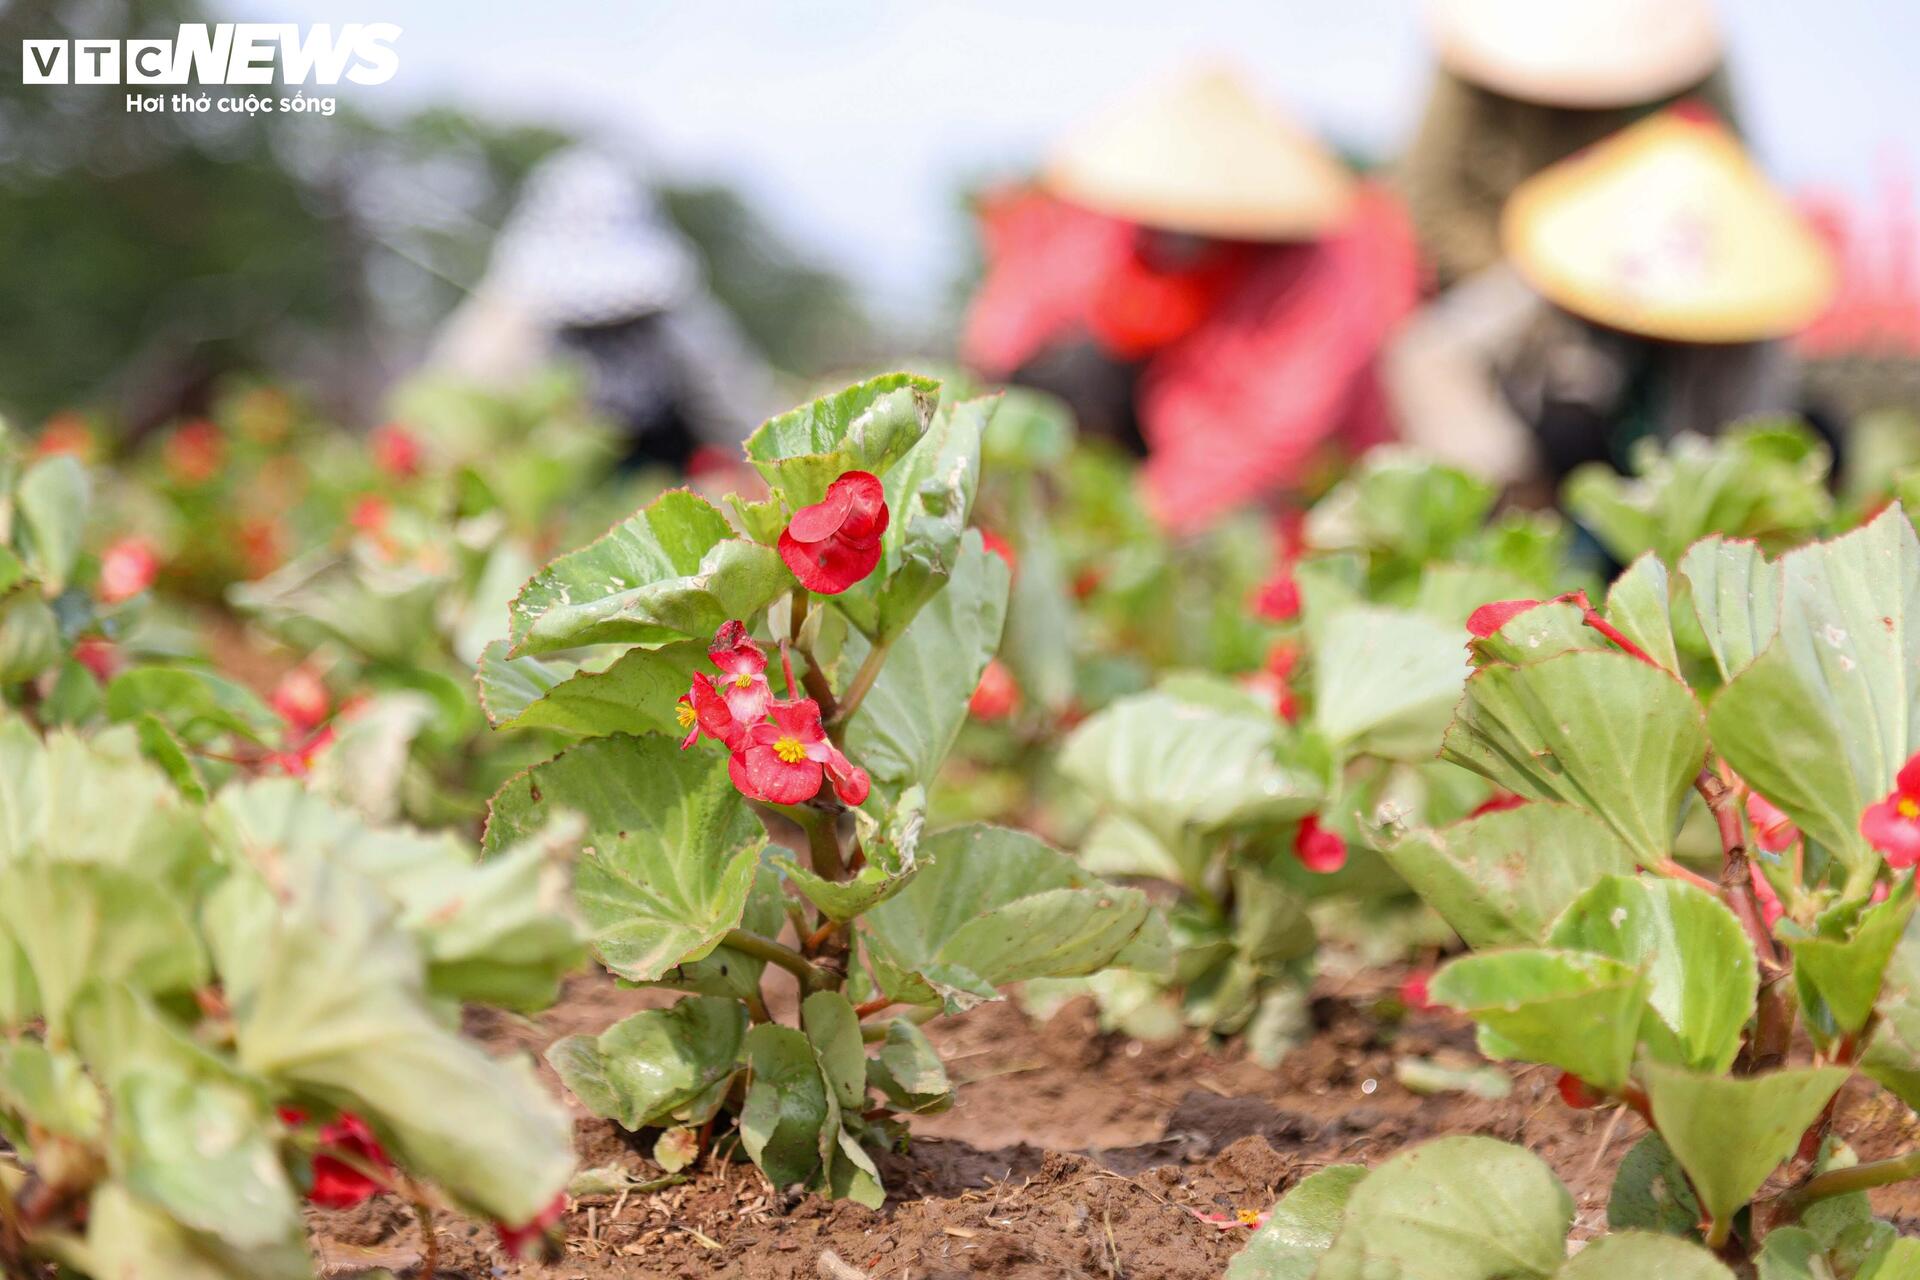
[223,0,1920,323]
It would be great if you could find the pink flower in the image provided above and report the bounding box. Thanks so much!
[979,529,1018,574]
[369,423,422,478]
[164,419,224,485]
[728,698,870,807]
[1252,571,1300,623]
[1748,861,1785,929]
[495,1191,567,1260]
[1745,792,1799,853]
[1292,815,1346,874]
[707,620,772,724]
[1467,599,1542,639]
[1400,970,1433,1011]
[98,537,159,603]
[778,471,889,594]
[1863,753,1920,869]
[676,673,744,751]
[350,495,390,534]
[279,1108,392,1210]
[270,668,330,734]
[969,660,1020,720]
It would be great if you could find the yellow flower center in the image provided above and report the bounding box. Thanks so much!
[773,736,807,764]
[1900,797,1919,820]
[675,703,697,729]
[735,673,755,690]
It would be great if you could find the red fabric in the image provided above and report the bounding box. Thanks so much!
[962,185,1417,531]
[1138,188,1418,529]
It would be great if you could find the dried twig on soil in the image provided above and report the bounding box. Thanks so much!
[817,1248,873,1280]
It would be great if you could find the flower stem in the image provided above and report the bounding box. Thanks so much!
[1780,1148,1920,1217]
[723,929,831,994]
[788,589,839,717]
[1695,768,1784,973]
[832,638,892,726]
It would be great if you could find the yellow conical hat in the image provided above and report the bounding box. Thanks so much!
[1428,0,1722,108]
[1502,110,1836,344]
[1044,66,1355,242]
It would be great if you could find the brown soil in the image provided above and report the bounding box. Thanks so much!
[307,967,1920,1279]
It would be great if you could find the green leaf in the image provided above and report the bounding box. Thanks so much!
[222,856,575,1224]
[1316,1135,1572,1280]
[0,1040,102,1140]
[485,734,764,983]
[1710,507,1920,882]
[1563,424,1831,565]
[506,488,790,657]
[1643,1063,1848,1233]
[863,825,1156,1011]
[841,533,1009,795]
[999,481,1077,714]
[130,714,208,804]
[1306,450,1495,569]
[1442,651,1707,866]
[1556,1233,1732,1280]
[1381,803,1637,948]
[1428,949,1648,1090]
[1607,1132,1702,1237]
[80,1180,310,1280]
[1467,601,1590,668]
[742,372,939,509]
[1606,555,1680,672]
[16,454,88,592]
[218,779,584,1011]
[1061,688,1321,873]
[835,394,992,640]
[546,996,747,1130]
[0,722,208,883]
[867,1020,952,1115]
[1548,876,1757,1073]
[0,592,58,683]
[1678,536,1779,681]
[802,991,868,1115]
[0,858,205,1036]
[739,1024,831,1190]
[104,667,279,746]
[1227,1164,1368,1280]
[1312,606,1470,760]
[477,638,708,737]
[112,1068,301,1250]
[1789,880,1918,1037]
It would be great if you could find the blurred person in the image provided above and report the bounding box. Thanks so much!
[430,147,770,468]
[1388,107,1836,490]
[961,66,1417,531]
[1399,0,1735,292]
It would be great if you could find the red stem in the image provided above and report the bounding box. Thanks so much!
[1561,591,1660,669]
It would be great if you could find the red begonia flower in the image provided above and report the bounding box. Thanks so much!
[1748,860,1785,929]
[98,537,159,604]
[350,495,390,534]
[978,529,1018,573]
[72,637,119,684]
[269,726,335,778]
[1862,753,1920,868]
[1556,1073,1603,1109]
[1252,571,1300,623]
[1745,792,1799,853]
[1467,599,1542,638]
[968,660,1020,720]
[676,673,744,751]
[778,472,889,594]
[1292,815,1346,874]
[279,1108,392,1210]
[1264,642,1302,723]
[370,423,423,478]
[35,413,95,461]
[1470,792,1529,818]
[707,620,772,724]
[270,668,331,734]
[728,698,869,807]
[496,1191,567,1260]
[1399,970,1433,1012]
[164,420,224,485]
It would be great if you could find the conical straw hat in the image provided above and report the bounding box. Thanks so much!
[1502,110,1836,344]
[1428,0,1722,108]
[1045,66,1355,242]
